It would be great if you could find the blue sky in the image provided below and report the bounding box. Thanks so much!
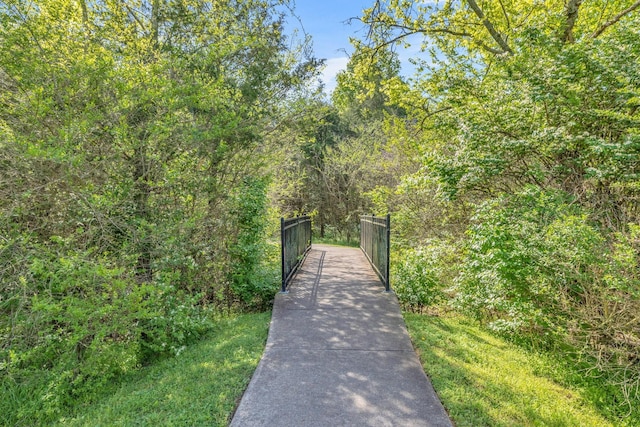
[288,1,425,94]
[289,0,374,93]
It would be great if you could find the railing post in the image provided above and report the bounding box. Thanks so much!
[280,217,286,293]
[385,213,391,292]
[297,216,301,265]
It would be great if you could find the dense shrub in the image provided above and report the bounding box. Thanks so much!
[392,241,456,312]
[453,187,598,335]
[451,186,639,404]
[0,236,216,425]
[576,225,640,405]
[228,177,280,310]
[0,171,281,425]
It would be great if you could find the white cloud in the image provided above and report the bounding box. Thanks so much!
[320,57,349,95]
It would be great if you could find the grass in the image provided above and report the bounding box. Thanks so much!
[312,236,360,247]
[55,312,271,427]
[17,305,633,426]
[404,312,635,427]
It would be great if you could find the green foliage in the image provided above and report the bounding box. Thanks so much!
[312,236,360,248]
[356,0,640,407]
[271,101,371,241]
[228,177,279,310]
[405,313,637,426]
[607,224,640,298]
[0,0,317,423]
[453,187,594,334]
[333,43,404,120]
[0,237,214,425]
[392,245,447,312]
[451,185,639,403]
[271,40,409,243]
[18,312,268,427]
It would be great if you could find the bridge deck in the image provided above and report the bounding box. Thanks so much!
[230,244,452,427]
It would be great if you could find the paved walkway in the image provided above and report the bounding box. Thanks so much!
[230,244,452,427]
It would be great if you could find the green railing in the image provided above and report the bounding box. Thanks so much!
[360,214,391,292]
[280,215,312,292]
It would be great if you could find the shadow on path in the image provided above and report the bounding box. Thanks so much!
[230,245,452,427]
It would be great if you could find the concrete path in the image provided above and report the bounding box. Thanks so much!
[230,244,452,427]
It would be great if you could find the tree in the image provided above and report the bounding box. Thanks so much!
[270,42,410,242]
[0,0,319,422]
[357,0,640,409]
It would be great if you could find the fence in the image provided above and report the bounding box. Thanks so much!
[360,214,391,292]
[280,215,312,292]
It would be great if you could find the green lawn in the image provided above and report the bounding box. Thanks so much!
[404,312,635,427]
[40,309,635,426]
[56,312,270,427]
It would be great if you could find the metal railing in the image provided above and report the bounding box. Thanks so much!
[280,215,312,292]
[360,214,391,292]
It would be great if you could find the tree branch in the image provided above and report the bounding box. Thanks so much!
[79,0,89,25]
[419,106,453,129]
[151,0,159,47]
[561,0,583,43]
[498,0,511,29]
[592,0,640,38]
[124,4,147,33]
[366,0,383,41]
[361,2,512,57]
[363,18,505,56]
[466,0,512,54]
[367,28,423,58]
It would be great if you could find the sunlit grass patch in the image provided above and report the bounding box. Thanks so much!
[312,237,360,248]
[404,313,627,427]
[56,312,271,427]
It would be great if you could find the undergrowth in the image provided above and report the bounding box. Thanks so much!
[52,312,270,426]
[404,312,639,426]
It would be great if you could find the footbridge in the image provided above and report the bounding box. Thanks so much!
[230,215,452,427]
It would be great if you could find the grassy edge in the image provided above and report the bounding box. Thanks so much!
[55,311,271,427]
[311,237,360,248]
[21,305,634,426]
[403,312,632,427]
